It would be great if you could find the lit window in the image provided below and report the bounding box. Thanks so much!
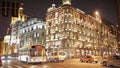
[23,30,25,33]
[55,12,59,18]
[26,28,28,32]
[37,33,39,37]
[34,33,36,37]
[29,27,31,31]
[33,25,36,30]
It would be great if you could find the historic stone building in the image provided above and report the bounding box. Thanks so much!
[10,6,46,55]
[46,0,118,58]
[10,6,27,55]
[19,18,46,50]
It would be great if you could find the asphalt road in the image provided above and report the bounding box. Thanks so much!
[0,59,118,68]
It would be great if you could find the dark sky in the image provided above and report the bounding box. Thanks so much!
[0,0,118,37]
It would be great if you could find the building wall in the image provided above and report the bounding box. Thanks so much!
[19,18,46,49]
[46,4,118,58]
[0,42,9,55]
[10,6,27,55]
[10,6,46,55]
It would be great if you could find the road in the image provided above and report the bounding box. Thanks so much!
[0,59,118,68]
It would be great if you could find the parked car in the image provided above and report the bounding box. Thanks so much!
[92,56,102,63]
[80,55,100,63]
[80,56,94,63]
[102,55,120,67]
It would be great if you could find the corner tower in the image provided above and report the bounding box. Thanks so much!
[62,0,71,5]
[11,3,26,23]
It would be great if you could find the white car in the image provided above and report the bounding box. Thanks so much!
[102,55,120,67]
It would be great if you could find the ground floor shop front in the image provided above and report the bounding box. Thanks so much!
[47,47,118,58]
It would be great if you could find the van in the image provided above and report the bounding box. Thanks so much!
[47,51,66,62]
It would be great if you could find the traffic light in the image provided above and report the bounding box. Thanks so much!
[11,1,19,17]
[2,1,10,17]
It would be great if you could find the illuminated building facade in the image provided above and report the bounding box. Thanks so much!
[10,5,46,55]
[19,18,46,49]
[10,6,27,55]
[0,35,11,55]
[46,0,118,58]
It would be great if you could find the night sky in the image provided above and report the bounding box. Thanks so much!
[0,0,118,37]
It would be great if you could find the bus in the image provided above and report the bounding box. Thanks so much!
[18,45,46,63]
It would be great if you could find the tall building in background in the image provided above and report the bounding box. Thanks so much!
[46,0,118,58]
[10,5,27,55]
[10,4,46,56]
